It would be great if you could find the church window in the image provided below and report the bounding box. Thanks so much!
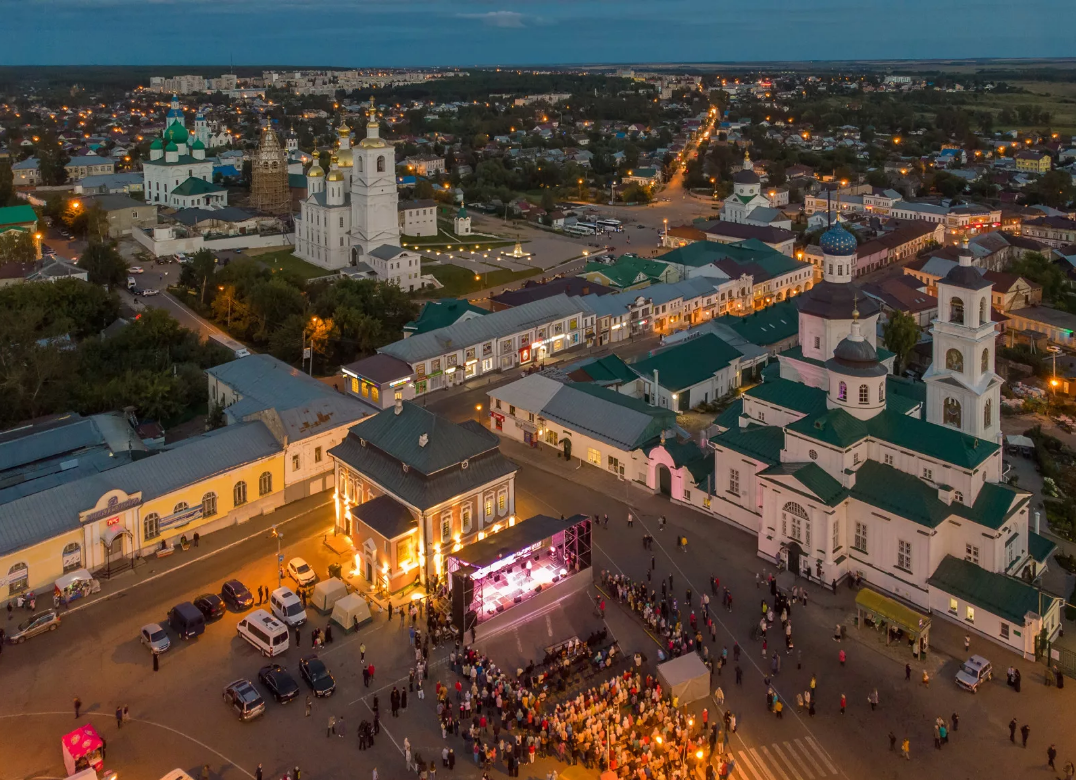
[357,157,363,172]
[949,297,964,324]
[979,297,986,327]
[981,348,989,373]
[878,382,885,402]
[377,155,386,172]
[923,467,933,480]
[813,336,820,350]
[943,397,962,428]
[984,399,992,428]
[853,522,868,553]
[945,349,964,373]
[832,520,840,552]
[858,384,869,404]
[838,381,847,401]
[729,469,740,496]
[339,217,344,228]
[884,453,894,466]
[897,540,912,572]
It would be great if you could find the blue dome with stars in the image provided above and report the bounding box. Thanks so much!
[819,222,857,256]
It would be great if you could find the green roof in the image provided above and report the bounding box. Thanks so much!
[660,237,794,272]
[763,461,847,506]
[713,398,744,430]
[0,205,38,227]
[928,555,1054,625]
[1029,531,1057,564]
[143,153,210,167]
[172,176,225,196]
[164,141,178,152]
[570,354,638,386]
[581,255,670,289]
[630,333,743,392]
[288,173,307,189]
[191,138,205,150]
[780,344,897,369]
[150,138,163,150]
[786,408,868,449]
[744,377,828,416]
[710,424,784,466]
[886,375,926,417]
[715,298,800,345]
[403,298,487,335]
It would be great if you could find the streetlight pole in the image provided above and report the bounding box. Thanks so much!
[272,525,283,588]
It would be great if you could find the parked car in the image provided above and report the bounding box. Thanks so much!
[6,610,60,643]
[287,558,317,587]
[223,679,266,721]
[221,579,254,611]
[140,622,171,654]
[258,663,300,703]
[141,289,160,297]
[955,655,993,692]
[193,593,226,622]
[130,266,144,274]
[299,655,336,697]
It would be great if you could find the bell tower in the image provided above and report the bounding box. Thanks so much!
[923,242,1002,441]
[350,97,401,259]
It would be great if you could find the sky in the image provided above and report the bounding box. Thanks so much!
[1,0,1075,67]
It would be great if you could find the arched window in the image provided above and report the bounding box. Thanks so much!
[984,399,992,428]
[879,382,886,402]
[953,491,964,504]
[143,513,160,541]
[838,381,847,401]
[943,398,962,428]
[781,502,810,547]
[376,155,385,172]
[981,347,989,373]
[7,562,28,595]
[259,471,273,496]
[173,501,188,515]
[234,481,248,507]
[356,156,363,172]
[62,542,82,573]
[950,296,964,324]
[202,492,218,518]
[859,384,869,404]
[978,297,986,327]
[946,348,964,373]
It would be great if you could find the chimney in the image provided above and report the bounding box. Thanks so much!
[394,398,403,415]
[1034,509,1041,535]
[418,433,428,448]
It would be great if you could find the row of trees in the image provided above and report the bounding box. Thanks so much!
[0,279,228,425]
[177,251,418,372]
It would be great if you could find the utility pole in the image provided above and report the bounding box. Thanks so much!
[272,525,283,588]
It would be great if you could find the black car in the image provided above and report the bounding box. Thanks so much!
[223,679,265,722]
[220,579,254,611]
[299,654,336,697]
[193,593,226,622]
[258,663,300,703]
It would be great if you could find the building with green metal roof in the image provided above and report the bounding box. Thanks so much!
[403,298,487,337]
[580,255,676,290]
[629,332,745,411]
[0,205,38,232]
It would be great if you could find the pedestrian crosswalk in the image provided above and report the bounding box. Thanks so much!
[729,737,838,780]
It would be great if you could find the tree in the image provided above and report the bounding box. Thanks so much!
[882,310,920,375]
[0,160,15,207]
[619,183,652,204]
[79,242,128,288]
[931,171,967,199]
[0,230,37,264]
[540,189,556,211]
[37,138,70,186]
[206,401,226,430]
[1026,170,1076,209]
[413,179,435,200]
[178,249,218,301]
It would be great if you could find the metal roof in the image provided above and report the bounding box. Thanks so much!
[487,374,563,414]
[542,382,675,451]
[450,514,586,569]
[379,294,585,364]
[0,421,281,557]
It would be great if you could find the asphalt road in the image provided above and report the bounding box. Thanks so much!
[4,455,1073,780]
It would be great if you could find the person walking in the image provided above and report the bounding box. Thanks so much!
[905,663,911,681]
[1009,718,1018,743]
[964,635,970,653]
[1021,724,1030,749]
[933,722,941,750]
[922,670,930,687]
[74,697,82,718]
[901,738,910,761]
[328,715,336,737]
[951,712,959,732]
[888,732,897,752]
[869,689,879,711]
[115,706,123,729]
[305,696,312,717]
[360,643,366,662]
[255,765,263,780]
[1048,744,1058,771]
[153,652,159,672]
[840,694,846,715]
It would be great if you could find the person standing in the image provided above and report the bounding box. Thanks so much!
[360,643,366,663]
[951,712,959,732]
[901,738,910,761]
[964,635,970,653]
[1021,724,1030,749]
[201,766,210,780]
[888,732,897,752]
[840,694,846,715]
[305,696,312,717]
[115,706,124,729]
[74,697,82,718]
[255,766,263,780]
[1009,718,1018,743]
[905,663,911,681]
[328,715,336,737]
[153,652,159,672]
[933,722,941,750]
[1048,744,1058,771]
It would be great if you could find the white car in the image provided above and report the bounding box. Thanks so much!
[287,558,316,587]
[130,266,144,274]
[141,288,161,297]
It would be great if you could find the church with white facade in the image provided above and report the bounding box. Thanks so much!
[719,152,788,229]
[143,96,228,209]
[690,221,1059,659]
[294,99,423,291]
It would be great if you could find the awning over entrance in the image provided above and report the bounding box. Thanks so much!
[101,526,132,548]
[855,588,931,640]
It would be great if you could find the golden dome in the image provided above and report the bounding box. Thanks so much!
[326,169,344,182]
[359,137,389,149]
[307,163,324,178]
[336,148,353,168]
[337,121,351,135]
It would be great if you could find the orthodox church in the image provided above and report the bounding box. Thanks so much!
[294,99,423,290]
[143,96,227,209]
[719,152,782,227]
[697,221,1058,659]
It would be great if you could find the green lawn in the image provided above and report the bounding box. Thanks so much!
[247,249,328,280]
[421,262,543,298]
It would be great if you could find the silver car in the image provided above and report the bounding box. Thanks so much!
[7,610,60,643]
[140,622,171,654]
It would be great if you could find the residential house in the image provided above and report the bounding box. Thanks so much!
[398,199,438,237]
[82,194,158,239]
[1015,150,1051,174]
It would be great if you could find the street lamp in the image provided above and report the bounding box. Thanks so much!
[475,403,483,421]
[271,525,283,588]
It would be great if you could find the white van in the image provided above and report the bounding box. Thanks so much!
[126,276,137,290]
[159,771,196,780]
[236,609,290,657]
[269,586,307,627]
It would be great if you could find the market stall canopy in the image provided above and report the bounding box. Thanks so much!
[330,592,372,631]
[54,569,98,592]
[855,588,930,637]
[656,652,710,705]
[310,577,348,613]
[1006,434,1035,450]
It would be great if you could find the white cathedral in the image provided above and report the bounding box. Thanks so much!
[698,221,1059,659]
[294,99,422,290]
[143,95,229,209]
[719,151,782,227]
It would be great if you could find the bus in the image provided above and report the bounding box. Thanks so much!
[596,219,623,232]
[575,221,599,234]
[564,225,594,237]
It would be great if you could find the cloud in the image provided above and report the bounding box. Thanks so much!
[458,10,530,27]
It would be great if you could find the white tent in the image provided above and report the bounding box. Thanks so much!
[331,593,373,632]
[310,577,349,613]
[656,653,710,705]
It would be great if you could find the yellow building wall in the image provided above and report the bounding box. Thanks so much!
[0,528,85,598]
[138,452,285,548]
